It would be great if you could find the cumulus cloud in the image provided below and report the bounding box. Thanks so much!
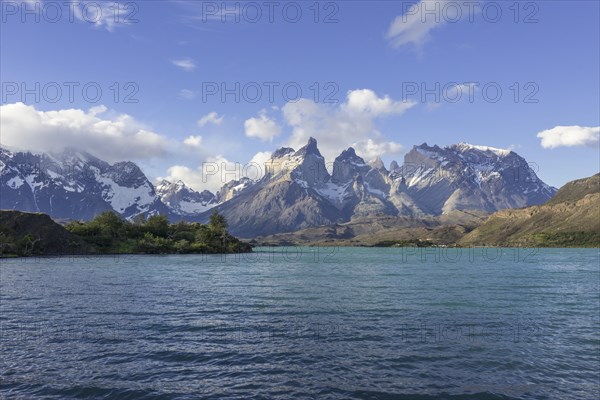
[386,0,454,49]
[283,89,414,162]
[160,156,234,193]
[160,151,271,193]
[172,58,196,71]
[198,111,224,127]
[183,135,203,149]
[537,125,600,149]
[0,102,169,162]
[352,139,404,161]
[244,110,282,141]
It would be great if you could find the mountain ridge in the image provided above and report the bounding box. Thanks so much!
[198,138,557,236]
[1,139,558,237]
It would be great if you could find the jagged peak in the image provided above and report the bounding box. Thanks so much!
[336,147,360,161]
[294,137,322,158]
[199,189,215,197]
[452,142,512,157]
[272,147,295,158]
[414,142,442,151]
[390,160,400,171]
[369,156,386,171]
[156,179,192,193]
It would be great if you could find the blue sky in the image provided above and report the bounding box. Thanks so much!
[1,0,599,190]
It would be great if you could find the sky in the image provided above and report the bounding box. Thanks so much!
[1,0,599,191]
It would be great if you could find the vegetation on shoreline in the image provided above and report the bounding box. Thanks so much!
[66,210,251,255]
[0,210,251,257]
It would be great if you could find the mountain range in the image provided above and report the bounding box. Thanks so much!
[0,138,557,237]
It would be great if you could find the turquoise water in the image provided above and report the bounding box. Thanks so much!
[1,247,598,399]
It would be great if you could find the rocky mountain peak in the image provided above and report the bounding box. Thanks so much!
[337,147,358,160]
[272,147,295,158]
[453,142,512,158]
[332,147,369,184]
[289,137,329,186]
[294,137,322,158]
[369,156,387,172]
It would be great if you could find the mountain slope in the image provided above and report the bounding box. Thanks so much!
[459,173,600,247]
[0,210,89,256]
[1,147,168,220]
[199,139,340,237]
[156,179,218,216]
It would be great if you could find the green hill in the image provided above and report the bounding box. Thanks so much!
[459,174,600,247]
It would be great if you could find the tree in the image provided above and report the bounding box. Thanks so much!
[91,211,125,238]
[209,209,228,234]
[145,215,169,238]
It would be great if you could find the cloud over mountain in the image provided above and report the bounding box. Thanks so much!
[283,89,414,162]
[0,102,170,162]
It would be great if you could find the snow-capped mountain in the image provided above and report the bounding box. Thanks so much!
[0,147,168,220]
[0,140,557,236]
[198,138,557,237]
[397,143,556,215]
[216,177,253,203]
[156,179,218,216]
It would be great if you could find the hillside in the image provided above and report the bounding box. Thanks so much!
[0,210,89,256]
[459,174,600,247]
[546,173,600,205]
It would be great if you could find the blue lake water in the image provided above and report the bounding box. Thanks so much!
[1,247,599,399]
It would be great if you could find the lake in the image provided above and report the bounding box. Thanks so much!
[1,247,598,399]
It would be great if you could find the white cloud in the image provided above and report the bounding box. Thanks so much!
[283,89,415,162]
[386,0,453,49]
[179,89,196,100]
[198,111,224,127]
[247,151,272,179]
[537,126,600,149]
[343,89,414,116]
[172,58,196,71]
[0,102,169,162]
[244,110,281,141]
[352,139,404,161]
[183,135,203,149]
[160,150,273,193]
[161,156,237,193]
